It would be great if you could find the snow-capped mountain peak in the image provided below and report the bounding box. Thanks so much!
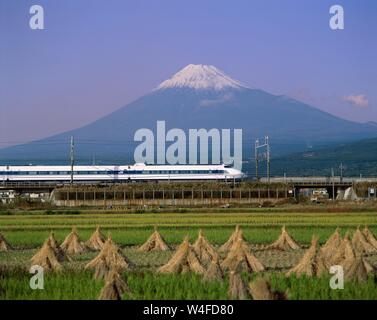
[155,64,248,91]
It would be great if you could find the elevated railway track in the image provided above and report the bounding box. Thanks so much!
[1,177,376,206]
[1,176,376,191]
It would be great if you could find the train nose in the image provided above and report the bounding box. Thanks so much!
[227,168,245,179]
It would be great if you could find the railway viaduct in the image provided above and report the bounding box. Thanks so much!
[0,177,364,206]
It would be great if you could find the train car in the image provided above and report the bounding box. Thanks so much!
[0,163,244,183]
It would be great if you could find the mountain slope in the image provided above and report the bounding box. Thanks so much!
[270,138,377,177]
[1,64,376,164]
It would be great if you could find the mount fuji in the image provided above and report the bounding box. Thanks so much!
[1,64,377,164]
[156,64,249,91]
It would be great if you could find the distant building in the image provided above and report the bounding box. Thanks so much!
[0,190,16,204]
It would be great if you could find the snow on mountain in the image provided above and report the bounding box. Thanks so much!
[155,64,248,91]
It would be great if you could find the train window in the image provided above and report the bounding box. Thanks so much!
[106,171,120,174]
[0,168,225,176]
[125,170,143,174]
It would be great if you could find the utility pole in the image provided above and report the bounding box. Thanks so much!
[266,136,270,183]
[331,167,335,201]
[255,139,259,180]
[254,136,270,182]
[340,162,344,183]
[70,136,74,185]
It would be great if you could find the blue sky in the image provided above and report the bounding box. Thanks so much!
[1,0,376,147]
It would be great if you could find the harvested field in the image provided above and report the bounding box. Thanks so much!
[1,210,377,300]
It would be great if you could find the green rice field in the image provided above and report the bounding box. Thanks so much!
[2,210,377,247]
[1,209,377,300]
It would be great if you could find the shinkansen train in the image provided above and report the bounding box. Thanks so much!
[0,163,244,182]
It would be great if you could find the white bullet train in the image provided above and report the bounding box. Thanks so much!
[0,163,244,182]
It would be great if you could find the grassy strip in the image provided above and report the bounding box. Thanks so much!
[1,212,377,247]
[2,226,377,248]
[1,212,377,225]
[1,270,377,300]
[3,203,377,215]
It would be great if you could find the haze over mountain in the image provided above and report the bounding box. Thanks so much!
[1,64,376,165]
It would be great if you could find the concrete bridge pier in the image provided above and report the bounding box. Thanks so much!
[326,186,338,200]
[294,187,300,201]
